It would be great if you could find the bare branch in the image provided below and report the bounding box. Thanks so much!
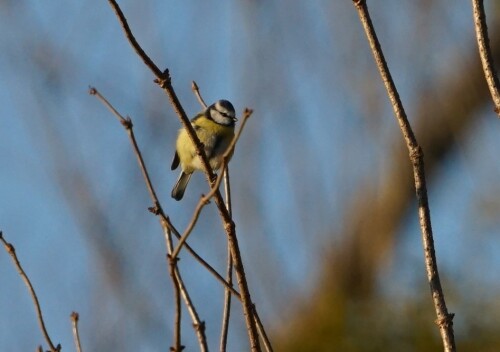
[0,231,61,352]
[219,169,233,352]
[171,108,253,260]
[352,1,456,351]
[107,0,163,77]
[91,87,212,350]
[168,254,183,352]
[192,81,208,109]
[106,1,265,347]
[471,0,500,117]
[89,87,161,211]
[70,312,83,352]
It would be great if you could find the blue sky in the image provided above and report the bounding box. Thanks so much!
[1,1,500,350]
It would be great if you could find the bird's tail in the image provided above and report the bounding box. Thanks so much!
[171,172,193,201]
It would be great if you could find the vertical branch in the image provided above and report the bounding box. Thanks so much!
[166,232,183,352]
[70,312,83,352]
[471,0,500,117]
[219,168,234,352]
[351,1,456,351]
[105,1,263,349]
[163,224,208,352]
[162,223,208,352]
[0,232,61,352]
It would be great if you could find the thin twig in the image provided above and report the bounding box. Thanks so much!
[352,1,456,351]
[471,0,500,117]
[191,83,235,352]
[253,306,274,352]
[0,231,61,352]
[89,87,160,210]
[219,168,233,352]
[107,0,162,77]
[106,1,264,348]
[91,87,212,350]
[171,108,253,260]
[70,312,83,352]
[174,268,208,352]
[164,222,208,351]
[166,229,183,352]
[192,81,208,109]
[90,86,237,294]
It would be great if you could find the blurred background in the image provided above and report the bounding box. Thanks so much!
[1,1,500,351]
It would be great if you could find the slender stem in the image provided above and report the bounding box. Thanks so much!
[471,0,500,117]
[106,1,263,348]
[171,109,252,260]
[352,1,456,351]
[0,232,60,352]
[166,231,182,352]
[70,312,83,352]
[91,87,212,350]
[219,168,233,352]
[107,0,162,77]
[192,81,208,109]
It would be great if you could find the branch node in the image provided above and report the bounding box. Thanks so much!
[193,321,206,332]
[155,69,171,89]
[409,145,423,163]
[148,203,162,215]
[435,312,455,328]
[167,254,180,265]
[121,116,133,130]
[70,311,79,322]
[353,0,365,7]
[200,194,211,205]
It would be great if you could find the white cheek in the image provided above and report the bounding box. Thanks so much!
[211,110,224,124]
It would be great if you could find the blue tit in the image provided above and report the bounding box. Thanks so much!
[171,100,237,200]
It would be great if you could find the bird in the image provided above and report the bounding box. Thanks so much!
[171,100,237,200]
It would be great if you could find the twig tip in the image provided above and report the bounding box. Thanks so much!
[70,311,79,322]
[243,108,253,116]
[88,86,97,95]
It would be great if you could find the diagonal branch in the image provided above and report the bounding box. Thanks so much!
[107,0,162,77]
[105,1,264,349]
[352,1,456,351]
[471,0,500,118]
[171,108,253,260]
[90,87,207,350]
[0,232,61,352]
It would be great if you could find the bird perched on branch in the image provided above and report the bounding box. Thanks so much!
[171,100,237,200]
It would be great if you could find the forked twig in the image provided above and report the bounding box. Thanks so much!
[70,312,83,352]
[106,1,264,348]
[170,108,253,260]
[471,0,500,117]
[190,83,235,352]
[0,231,61,352]
[165,225,207,352]
[90,87,207,350]
[352,1,456,351]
